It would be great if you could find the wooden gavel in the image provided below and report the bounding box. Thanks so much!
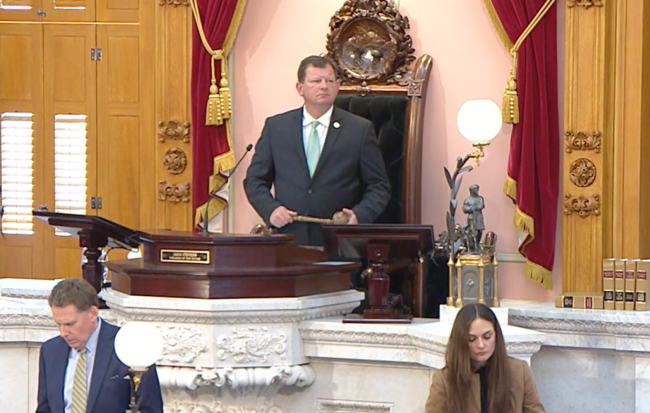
[292,211,349,224]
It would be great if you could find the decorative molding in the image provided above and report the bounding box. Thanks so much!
[161,326,209,363]
[158,120,191,143]
[563,193,600,217]
[216,327,288,363]
[159,365,315,413]
[103,301,359,325]
[569,158,596,187]
[158,0,190,6]
[159,364,315,390]
[301,328,413,347]
[163,147,188,175]
[158,180,191,203]
[567,0,604,9]
[408,79,423,97]
[0,313,54,327]
[510,315,650,337]
[316,399,393,413]
[564,130,601,153]
[326,0,415,86]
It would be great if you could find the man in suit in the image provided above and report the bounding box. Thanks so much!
[36,278,163,413]
[244,55,391,246]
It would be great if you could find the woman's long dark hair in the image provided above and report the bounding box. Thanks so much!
[445,303,513,413]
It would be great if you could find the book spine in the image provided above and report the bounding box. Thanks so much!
[603,258,615,310]
[636,261,648,311]
[625,260,636,311]
[615,259,626,310]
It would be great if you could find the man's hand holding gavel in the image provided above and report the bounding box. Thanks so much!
[269,206,357,228]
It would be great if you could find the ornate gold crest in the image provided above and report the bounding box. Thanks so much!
[326,0,415,86]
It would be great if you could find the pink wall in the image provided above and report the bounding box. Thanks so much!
[231,0,563,302]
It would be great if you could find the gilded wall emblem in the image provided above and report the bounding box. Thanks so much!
[326,0,415,86]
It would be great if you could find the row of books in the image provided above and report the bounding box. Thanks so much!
[555,258,648,311]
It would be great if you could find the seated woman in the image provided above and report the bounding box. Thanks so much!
[425,303,545,413]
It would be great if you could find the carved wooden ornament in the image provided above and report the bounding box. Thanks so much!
[563,193,600,217]
[326,0,415,86]
[567,0,604,9]
[158,120,191,143]
[569,158,596,187]
[564,130,601,153]
[163,148,188,175]
[159,180,191,203]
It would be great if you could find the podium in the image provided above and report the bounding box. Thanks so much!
[33,211,140,296]
[322,224,434,322]
[105,229,359,299]
[34,212,360,300]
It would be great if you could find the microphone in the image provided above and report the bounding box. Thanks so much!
[202,143,253,234]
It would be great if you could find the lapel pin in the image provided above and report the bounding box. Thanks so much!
[333,121,341,129]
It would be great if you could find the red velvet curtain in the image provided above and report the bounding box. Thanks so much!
[191,0,241,224]
[488,0,559,288]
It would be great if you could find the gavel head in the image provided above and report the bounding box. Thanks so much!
[332,211,349,224]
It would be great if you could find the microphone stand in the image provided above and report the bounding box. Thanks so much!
[202,143,253,235]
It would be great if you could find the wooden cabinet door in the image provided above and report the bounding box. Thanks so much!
[0,0,41,21]
[0,23,45,279]
[96,24,154,237]
[41,0,95,22]
[96,0,139,23]
[41,24,97,279]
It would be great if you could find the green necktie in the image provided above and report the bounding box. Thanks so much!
[306,120,321,177]
[71,348,88,413]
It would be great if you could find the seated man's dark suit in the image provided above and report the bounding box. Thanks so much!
[244,106,391,246]
[36,318,163,413]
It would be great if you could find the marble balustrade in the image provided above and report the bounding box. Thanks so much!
[2,279,648,413]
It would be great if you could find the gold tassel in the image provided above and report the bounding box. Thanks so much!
[219,75,232,120]
[205,55,224,126]
[206,82,222,126]
[502,72,519,124]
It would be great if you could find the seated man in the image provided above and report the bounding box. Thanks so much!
[36,278,163,413]
[244,55,391,246]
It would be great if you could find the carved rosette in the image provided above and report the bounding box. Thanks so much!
[216,327,288,364]
[564,130,601,153]
[567,0,604,9]
[163,147,188,175]
[158,120,191,143]
[563,193,601,217]
[160,325,208,363]
[569,158,596,187]
[326,0,415,85]
[158,0,190,6]
[158,180,191,203]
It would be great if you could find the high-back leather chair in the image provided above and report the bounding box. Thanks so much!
[325,0,435,316]
[326,1,431,225]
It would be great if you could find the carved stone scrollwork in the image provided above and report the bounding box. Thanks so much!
[160,326,208,363]
[567,0,604,9]
[564,130,601,153]
[158,365,315,413]
[326,0,415,86]
[563,193,601,217]
[158,120,191,143]
[158,0,190,6]
[569,158,596,187]
[163,147,188,175]
[158,180,191,203]
[216,327,287,364]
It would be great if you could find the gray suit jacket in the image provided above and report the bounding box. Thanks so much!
[244,106,390,245]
